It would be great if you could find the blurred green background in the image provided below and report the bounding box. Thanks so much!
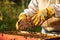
[0,0,42,32]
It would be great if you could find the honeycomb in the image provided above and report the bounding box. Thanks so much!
[18,17,35,31]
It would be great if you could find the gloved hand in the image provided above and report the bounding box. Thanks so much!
[32,6,55,26]
[16,12,27,30]
[32,9,47,26]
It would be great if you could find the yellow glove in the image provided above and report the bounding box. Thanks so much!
[32,6,55,26]
[16,12,27,30]
[32,9,47,26]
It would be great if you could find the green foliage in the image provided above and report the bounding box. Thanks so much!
[0,0,22,31]
[0,0,42,32]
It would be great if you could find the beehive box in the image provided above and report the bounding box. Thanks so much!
[0,31,60,40]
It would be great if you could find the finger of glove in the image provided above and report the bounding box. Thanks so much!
[19,14,27,20]
[35,17,40,26]
[16,17,23,30]
[39,16,45,25]
[33,12,42,25]
[33,15,39,25]
[19,15,27,22]
[32,14,37,21]
[39,20,44,25]
[33,15,41,26]
[39,17,44,25]
[16,21,19,30]
[41,13,45,20]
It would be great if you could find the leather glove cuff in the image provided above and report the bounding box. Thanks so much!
[47,6,55,17]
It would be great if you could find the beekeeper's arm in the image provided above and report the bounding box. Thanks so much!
[16,0,38,29]
[19,0,38,17]
[53,4,60,18]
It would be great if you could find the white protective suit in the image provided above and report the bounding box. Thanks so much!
[24,0,60,17]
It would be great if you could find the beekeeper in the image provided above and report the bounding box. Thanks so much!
[16,0,60,34]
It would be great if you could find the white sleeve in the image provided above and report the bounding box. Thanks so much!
[24,0,38,16]
[53,4,60,17]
